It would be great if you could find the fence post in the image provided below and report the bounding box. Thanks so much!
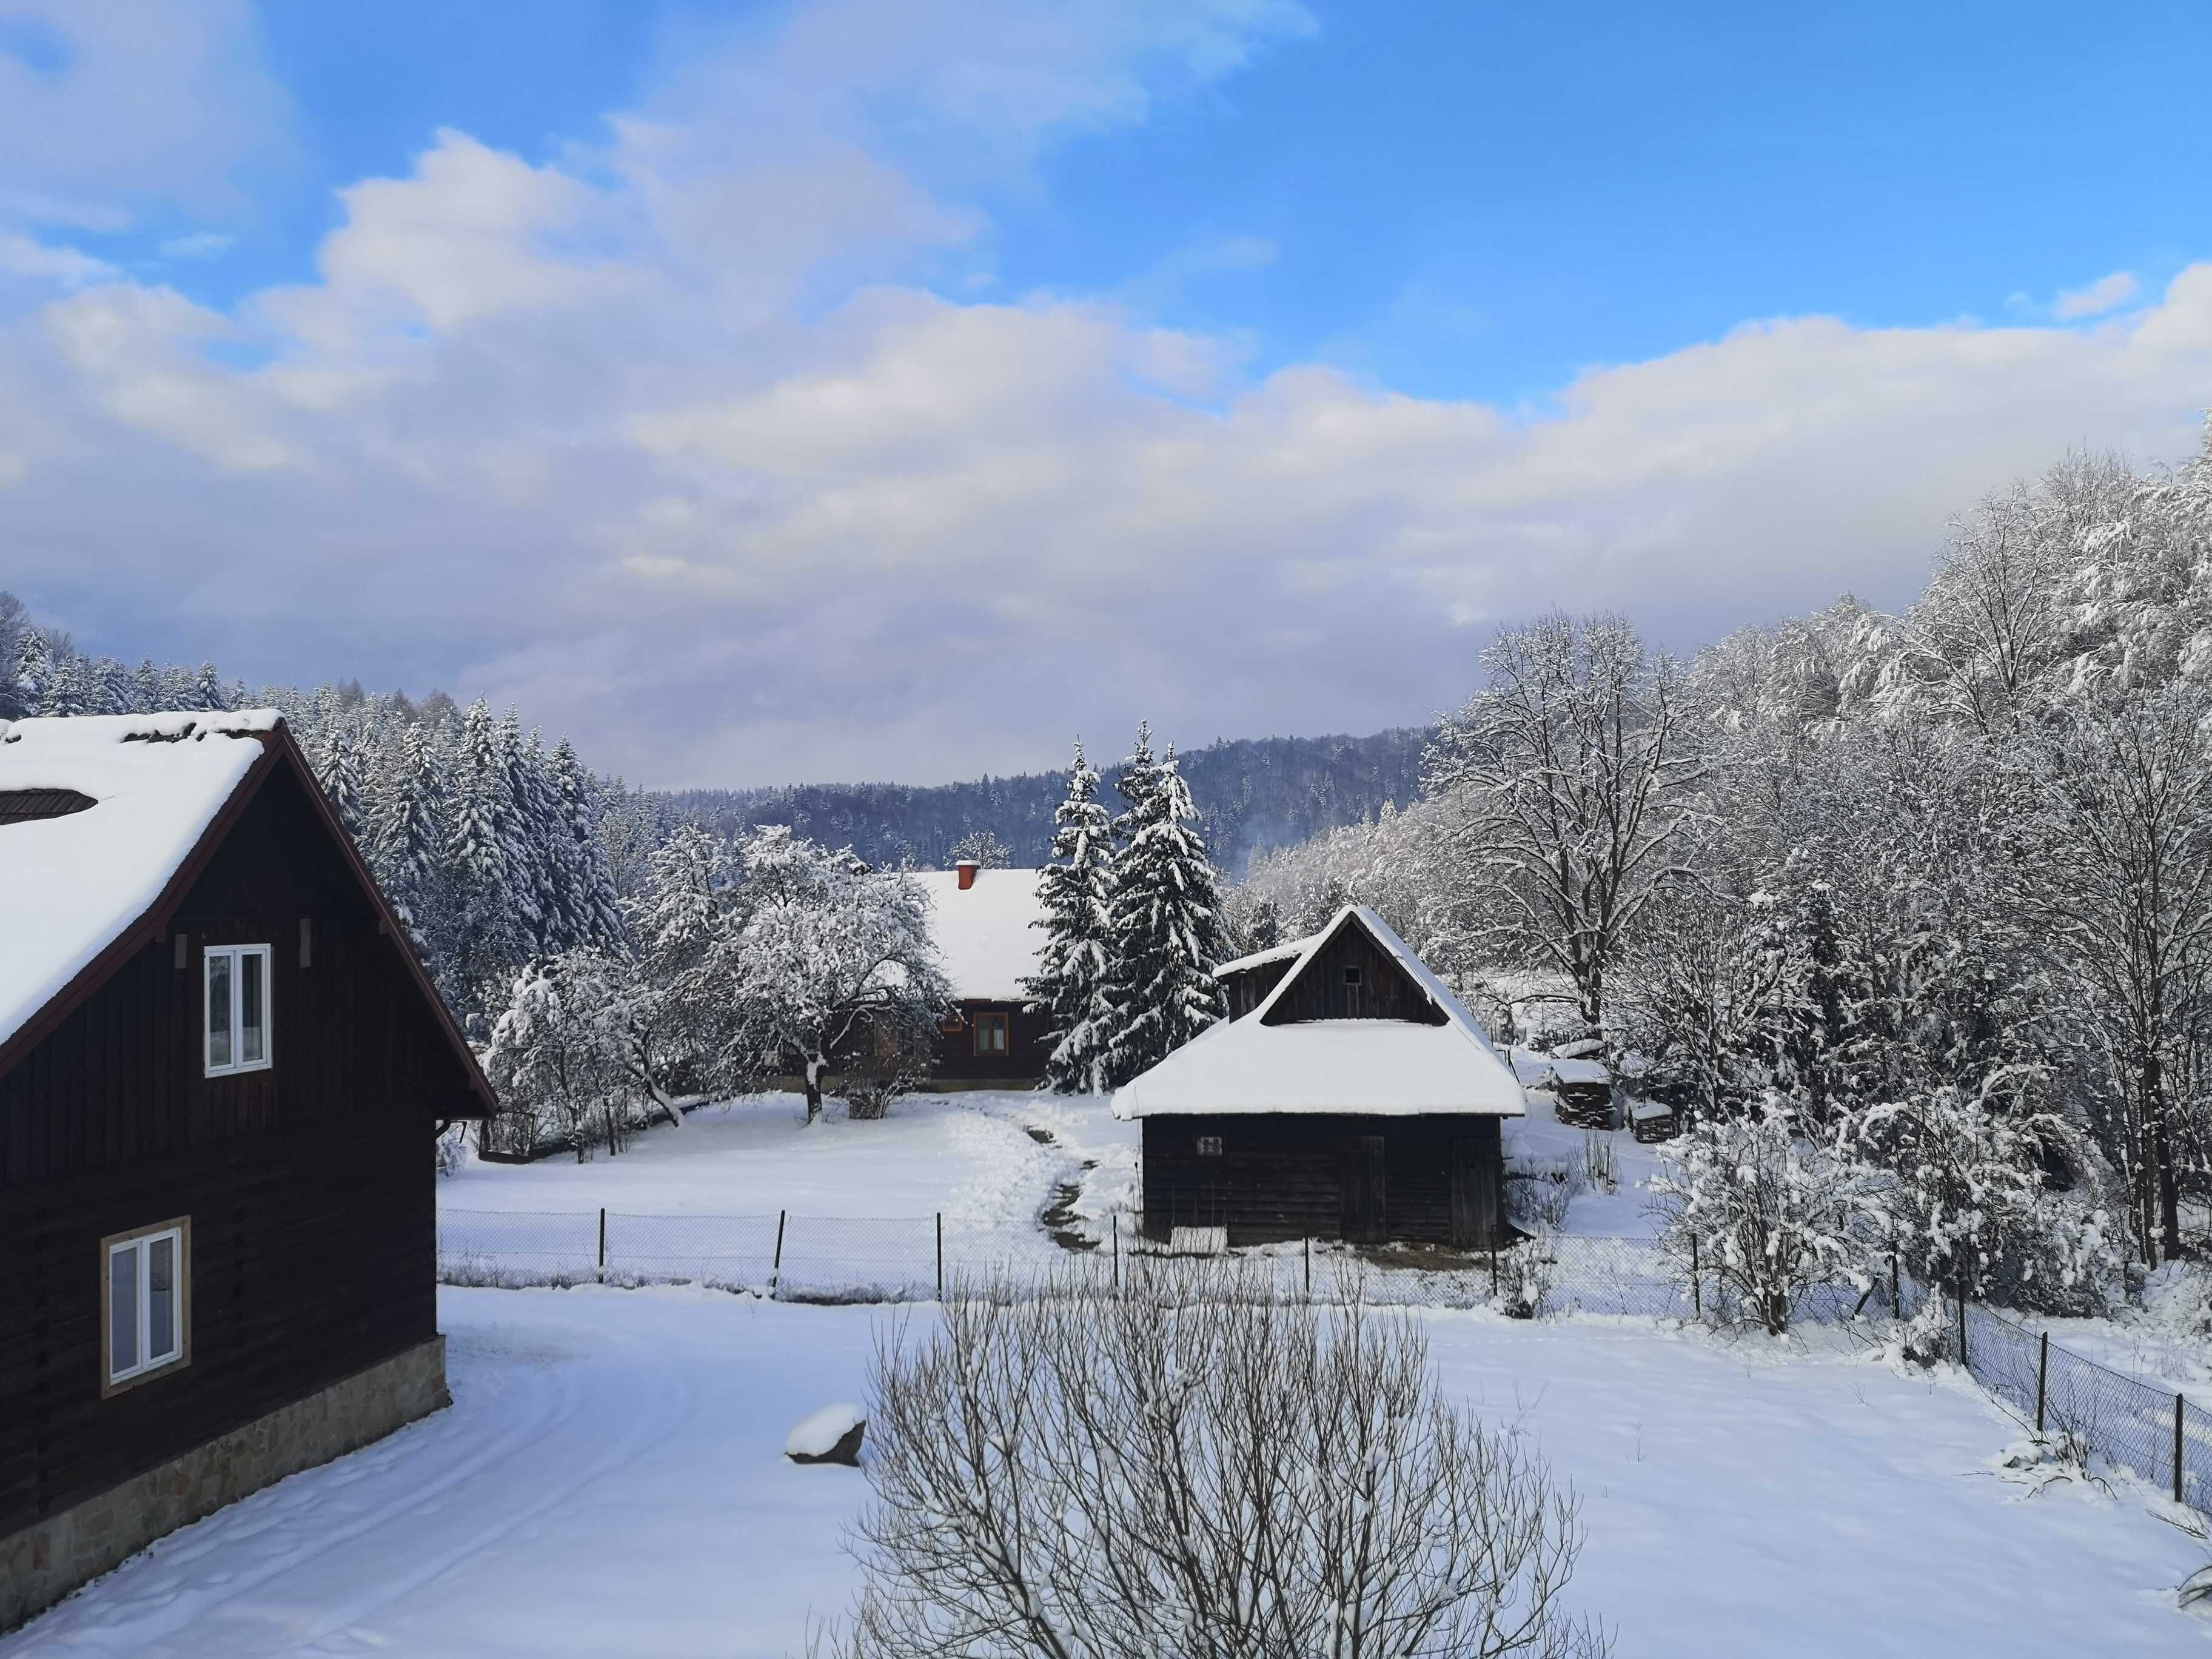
[2035,1332,2048,1435]
[1691,1233,1701,1321]
[1304,1234,1311,1301]
[1489,1240,1499,1300]
[935,1212,943,1303]
[597,1207,606,1283]
[2178,1395,2188,1507]
[1113,1213,1121,1295]
[1956,1293,1968,1370]
[771,1209,787,1298]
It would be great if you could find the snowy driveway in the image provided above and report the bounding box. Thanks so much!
[7,1289,2208,1657]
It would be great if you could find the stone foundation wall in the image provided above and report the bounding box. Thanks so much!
[1,1335,451,1634]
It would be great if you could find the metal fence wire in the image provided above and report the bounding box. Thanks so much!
[437,1206,2210,1520]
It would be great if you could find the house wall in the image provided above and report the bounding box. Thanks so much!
[927,998,1051,1085]
[0,762,474,1551]
[1139,1113,1504,1247]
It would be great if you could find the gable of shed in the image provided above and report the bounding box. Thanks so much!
[1259,911,1447,1027]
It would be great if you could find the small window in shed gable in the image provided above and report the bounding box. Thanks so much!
[1196,1134,1223,1157]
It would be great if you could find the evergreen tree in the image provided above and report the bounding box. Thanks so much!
[12,625,53,715]
[374,720,451,971]
[1024,740,1116,1094]
[192,660,229,711]
[446,699,526,1002]
[311,716,369,844]
[1099,725,1230,1087]
[552,737,626,948]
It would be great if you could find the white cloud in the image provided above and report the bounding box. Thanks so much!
[2054,269,2140,320]
[0,1,291,230]
[2,1,2210,793]
[158,231,234,260]
[0,232,115,286]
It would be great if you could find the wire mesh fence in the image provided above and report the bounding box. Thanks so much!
[1961,1300,2212,1513]
[437,1205,2210,1520]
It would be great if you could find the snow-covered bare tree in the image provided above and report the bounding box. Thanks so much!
[1025,741,1116,1094]
[484,953,625,1162]
[1426,613,1706,1041]
[2016,682,2212,1263]
[725,826,950,1122]
[823,1270,1608,1659]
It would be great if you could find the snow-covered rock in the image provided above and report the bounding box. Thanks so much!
[785,1403,866,1466]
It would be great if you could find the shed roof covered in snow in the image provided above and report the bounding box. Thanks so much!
[1113,905,1527,1119]
[911,868,1045,1000]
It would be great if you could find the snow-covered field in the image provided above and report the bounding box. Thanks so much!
[439,1091,1140,1235]
[9,1287,2207,1657]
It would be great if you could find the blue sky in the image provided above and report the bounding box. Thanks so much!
[2,1,2211,785]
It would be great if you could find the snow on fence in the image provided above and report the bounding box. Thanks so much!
[1960,1300,2212,1514]
[439,1206,2212,1521]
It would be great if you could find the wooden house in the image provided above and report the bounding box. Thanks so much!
[1115,906,1524,1249]
[910,861,1051,1087]
[0,711,496,1632]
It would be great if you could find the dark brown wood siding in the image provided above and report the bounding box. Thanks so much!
[1218,957,1293,1020]
[1139,1113,1504,1248]
[1260,928,1444,1026]
[929,999,1051,1084]
[0,762,473,1540]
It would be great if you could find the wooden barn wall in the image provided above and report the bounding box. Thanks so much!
[1261,929,1445,1026]
[0,762,472,1540]
[930,999,1051,1082]
[1219,957,1293,1021]
[1140,1113,1503,1247]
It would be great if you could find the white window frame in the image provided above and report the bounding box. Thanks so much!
[203,943,273,1077]
[102,1218,192,1394]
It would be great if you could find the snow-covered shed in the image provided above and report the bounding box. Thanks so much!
[910,860,1051,1087]
[0,712,495,1632]
[1114,905,1523,1248]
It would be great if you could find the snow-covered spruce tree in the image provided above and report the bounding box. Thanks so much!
[0,591,28,719]
[444,699,535,1017]
[1425,612,1707,1044]
[725,826,951,1123]
[1648,1099,1879,1336]
[309,714,369,845]
[1024,740,1116,1094]
[370,719,452,979]
[1099,725,1230,1088]
[1834,1074,2116,1320]
[551,736,626,950]
[822,1269,1608,1659]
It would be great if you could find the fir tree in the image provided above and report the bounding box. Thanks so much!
[1099,725,1230,1087]
[552,737,626,948]
[192,660,229,711]
[311,717,369,844]
[1024,740,1116,1094]
[374,719,451,973]
[446,699,526,1002]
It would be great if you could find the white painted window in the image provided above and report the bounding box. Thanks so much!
[106,1222,189,1389]
[204,944,272,1076]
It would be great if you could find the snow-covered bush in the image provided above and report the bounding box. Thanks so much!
[484,954,625,1161]
[823,1270,1609,1658]
[1649,1100,1877,1335]
[1495,1234,1558,1321]
[1835,1077,2118,1316]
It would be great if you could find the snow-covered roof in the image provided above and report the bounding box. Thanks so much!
[1213,934,1313,977]
[1113,905,1526,1119]
[911,868,1046,1000]
[0,711,281,1054]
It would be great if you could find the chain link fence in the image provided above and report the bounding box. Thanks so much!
[1961,1300,2212,1513]
[437,1205,2209,1520]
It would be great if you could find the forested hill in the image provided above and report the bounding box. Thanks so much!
[660,728,1433,874]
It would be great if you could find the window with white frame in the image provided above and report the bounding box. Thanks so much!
[204,943,272,1076]
[105,1220,189,1390]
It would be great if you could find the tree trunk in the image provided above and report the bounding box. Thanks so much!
[803,1059,825,1124]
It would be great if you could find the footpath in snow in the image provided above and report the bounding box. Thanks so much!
[7,1287,2208,1658]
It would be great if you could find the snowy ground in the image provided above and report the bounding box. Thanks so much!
[440,1090,1139,1235]
[9,1287,2208,1658]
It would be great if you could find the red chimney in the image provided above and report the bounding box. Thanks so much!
[956,859,979,891]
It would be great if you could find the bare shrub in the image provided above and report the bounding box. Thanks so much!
[1581,1132,1617,1196]
[819,1268,1608,1658]
[1507,1157,1583,1232]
